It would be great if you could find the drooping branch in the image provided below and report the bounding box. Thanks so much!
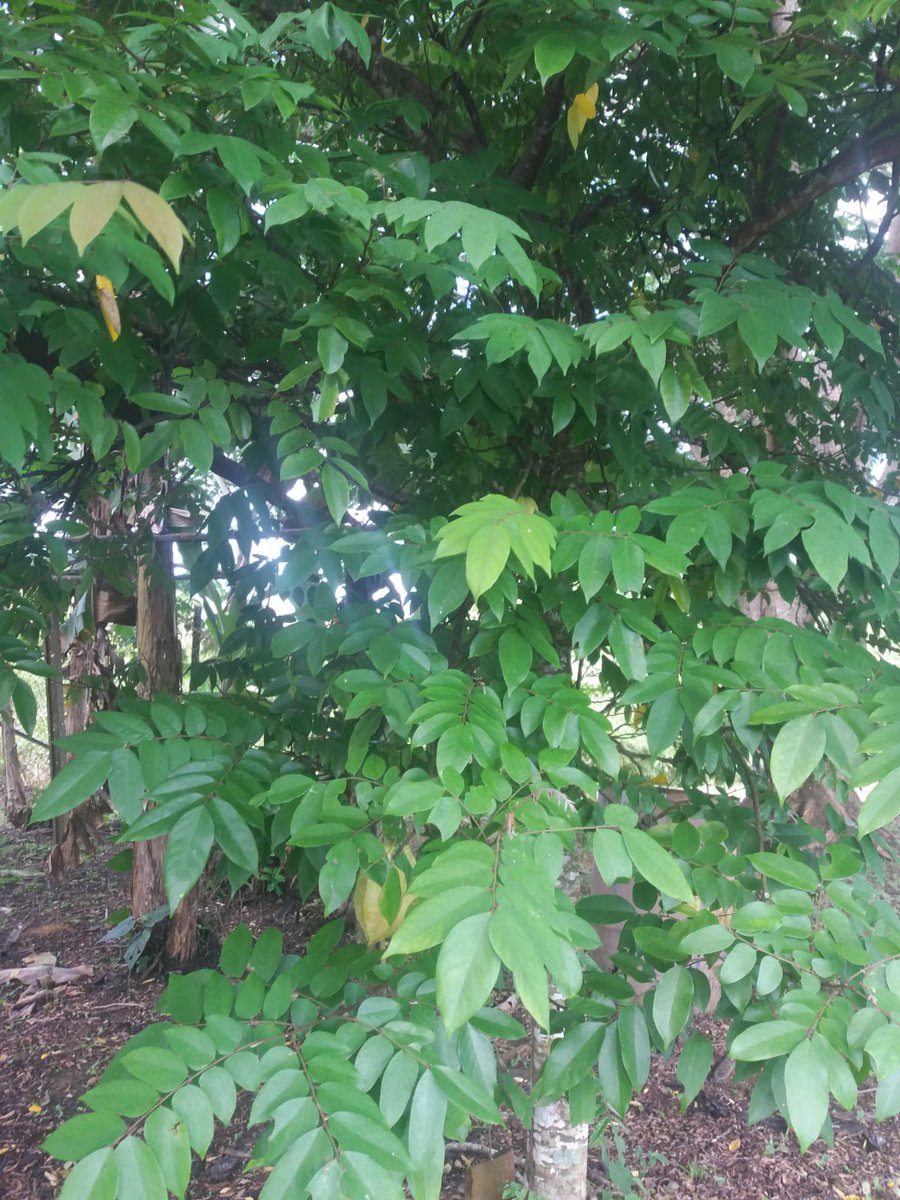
[731,115,900,257]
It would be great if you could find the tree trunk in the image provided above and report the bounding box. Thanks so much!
[47,634,109,878]
[1,704,30,827]
[527,838,592,1200]
[132,527,198,966]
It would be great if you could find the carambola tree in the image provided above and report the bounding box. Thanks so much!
[1,0,900,1197]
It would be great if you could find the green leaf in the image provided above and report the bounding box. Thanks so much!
[319,840,360,915]
[737,304,777,367]
[578,536,613,600]
[466,524,511,599]
[144,1107,191,1200]
[784,1039,828,1149]
[43,1113,125,1163]
[645,690,682,757]
[164,807,215,911]
[114,1137,168,1200]
[770,715,826,801]
[321,463,350,525]
[31,752,112,821]
[748,852,818,892]
[676,1034,713,1110]
[171,1085,215,1158]
[379,1051,419,1127]
[652,966,693,1048]
[436,911,500,1034]
[801,510,849,591]
[89,94,137,152]
[612,537,644,594]
[498,628,532,690]
[107,748,144,825]
[258,1129,331,1200]
[180,419,214,473]
[428,561,470,628]
[489,904,549,1030]
[329,1112,411,1173]
[386,886,490,956]
[592,828,632,886]
[533,33,576,85]
[716,40,755,86]
[719,942,756,986]
[199,1067,237,1124]
[59,1147,118,1200]
[121,1046,188,1092]
[317,327,348,374]
[220,924,253,976]
[208,797,259,873]
[858,768,900,838]
[618,1006,650,1090]
[578,716,620,776]
[432,1065,503,1125]
[622,827,693,902]
[730,1020,807,1061]
[869,509,899,582]
[533,1021,605,1103]
[407,1072,447,1200]
[876,1070,900,1121]
[659,364,689,423]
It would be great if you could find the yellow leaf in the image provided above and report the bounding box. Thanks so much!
[567,82,599,149]
[353,844,415,945]
[68,181,124,256]
[728,1138,741,1152]
[95,275,121,341]
[574,83,599,119]
[28,1104,42,1114]
[121,181,190,274]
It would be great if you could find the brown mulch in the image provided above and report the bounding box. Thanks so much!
[2,821,899,1200]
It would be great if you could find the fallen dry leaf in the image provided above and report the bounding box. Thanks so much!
[466,1149,515,1200]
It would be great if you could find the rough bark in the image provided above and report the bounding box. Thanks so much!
[527,838,592,1200]
[1,703,30,827]
[47,634,110,878]
[132,523,198,967]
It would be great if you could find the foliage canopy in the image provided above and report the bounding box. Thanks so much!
[1,0,900,1195]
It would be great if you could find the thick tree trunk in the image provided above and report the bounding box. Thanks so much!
[132,528,197,966]
[527,838,592,1200]
[1,704,30,827]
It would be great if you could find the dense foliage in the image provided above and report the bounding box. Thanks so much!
[1,0,899,1196]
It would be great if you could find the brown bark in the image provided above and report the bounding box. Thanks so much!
[47,634,110,878]
[1,703,30,828]
[132,526,197,966]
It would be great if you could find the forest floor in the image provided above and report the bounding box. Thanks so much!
[1,818,899,1200]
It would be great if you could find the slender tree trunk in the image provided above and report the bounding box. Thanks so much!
[43,609,73,870]
[528,838,593,1199]
[48,634,109,877]
[132,528,198,966]
[1,704,30,827]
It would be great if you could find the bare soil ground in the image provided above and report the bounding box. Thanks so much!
[1,820,898,1200]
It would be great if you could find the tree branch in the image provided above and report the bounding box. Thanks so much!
[508,77,566,191]
[731,115,900,257]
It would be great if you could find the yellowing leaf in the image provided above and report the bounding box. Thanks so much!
[354,845,415,945]
[567,82,599,149]
[728,1138,741,1151]
[68,181,124,256]
[122,181,190,273]
[95,275,121,341]
[28,1104,42,1114]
